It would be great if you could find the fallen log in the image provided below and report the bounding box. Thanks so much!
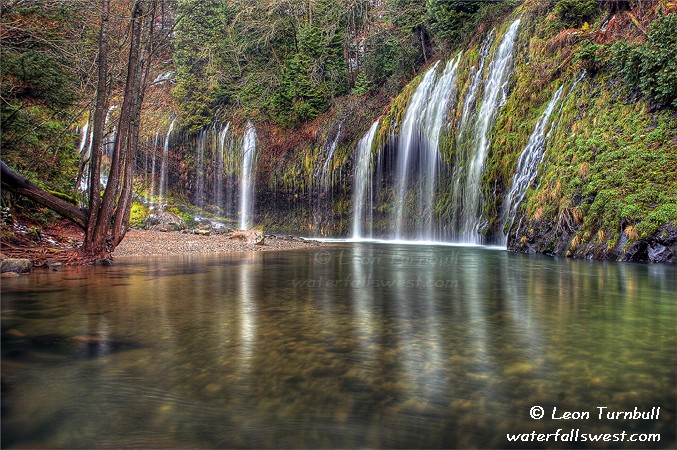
[1,160,88,229]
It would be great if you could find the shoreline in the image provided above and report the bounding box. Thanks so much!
[111,229,326,258]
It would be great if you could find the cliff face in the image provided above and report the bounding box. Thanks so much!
[165,1,676,262]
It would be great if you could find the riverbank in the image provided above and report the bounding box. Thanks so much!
[1,217,325,268]
[112,229,324,257]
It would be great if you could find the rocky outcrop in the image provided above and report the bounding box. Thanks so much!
[509,220,677,263]
[621,225,677,264]
[143,211,186,232]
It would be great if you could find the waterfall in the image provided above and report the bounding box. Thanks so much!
[351,120,380,239]
[239,122,258,230]
[393,61,440,239]
[159,118,175,208]
[454,19,520,243]
[150,132,158,205]
[419,53,462,239]
[195,130,207,209]
[320,123,342,192]
[391,54,462,240]
[215,122,231,213]
[100,105,118,189]
[502,72,585,243]
[502,85,564,242]
[77,120,93,194]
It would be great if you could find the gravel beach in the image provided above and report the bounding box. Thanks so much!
[112,229,326,257]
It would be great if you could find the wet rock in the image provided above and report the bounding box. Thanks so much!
[623,225,677,263]
[143,211,187,232]
[229,229,265,245]
[203,383,223,395]
[194,228,211,236]
[1,272,20,278]
[47,261,63,271]
[511,219,677,263]
[94,258,114,266]
[0,258,32,274]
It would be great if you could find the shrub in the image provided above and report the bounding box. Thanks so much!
[129,202,150,228]
[612,14,677,108]
[553,0,598,29]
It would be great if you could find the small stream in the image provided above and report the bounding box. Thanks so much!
[2,244,675,448]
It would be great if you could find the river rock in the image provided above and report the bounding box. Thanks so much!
[143,211,187,232]
[47,261,63,271]
[94,258,114,266]
[194,228,211,236]
[1,258,32,273]
[229,229,265,245]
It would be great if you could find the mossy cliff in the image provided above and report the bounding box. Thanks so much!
[488,1,677,262]
[165,0,676,262]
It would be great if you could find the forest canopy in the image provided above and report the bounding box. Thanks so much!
[171,0,517,131]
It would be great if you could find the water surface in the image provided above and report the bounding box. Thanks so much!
[2,244,675,448]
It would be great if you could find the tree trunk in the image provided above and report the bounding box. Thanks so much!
[84,0,111,254]
[86,0,145,256]
[4,0,169,261]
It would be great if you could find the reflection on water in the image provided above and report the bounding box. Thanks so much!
[1,245,675,448]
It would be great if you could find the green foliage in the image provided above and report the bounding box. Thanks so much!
[0,3,82,193]
[612,14,677,108]
[172,0,520,129]
[46,190,78,205]
[167,206,196,228]
[426,0,480,45]
[351,72,371,96]
[129,203,151,228]
[271,21,349,126]
[574,41,605,75]
[553,0,598,29]
[523,75,677,248]
[361,30,418,93]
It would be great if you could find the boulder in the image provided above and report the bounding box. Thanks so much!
[94,258,114,266]
[143,211,187,232]
[229,229,265,245]
[0,258,32,274]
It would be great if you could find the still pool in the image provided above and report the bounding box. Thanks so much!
[2,244,675,448]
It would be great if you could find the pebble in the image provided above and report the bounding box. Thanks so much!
[112,230,326,257]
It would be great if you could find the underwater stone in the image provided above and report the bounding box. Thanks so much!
[1,258,32,273]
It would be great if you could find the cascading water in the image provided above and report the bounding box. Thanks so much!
[150,132,158,206]
[502,72,584,243]
[320,123,342,192]
[392,61,440,239]
[351,120,380,239]
[195,130,207,209]
[453,19,520,243]
[159,118,175,208]
[214,122,231,213]
[501,85,564,242]
[418,53,462,239]
[100,105,118,189]
[77,120,93,195]
[391,54,462,240]
[239,122,257,230]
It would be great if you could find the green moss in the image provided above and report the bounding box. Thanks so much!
[129,202,150,228]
